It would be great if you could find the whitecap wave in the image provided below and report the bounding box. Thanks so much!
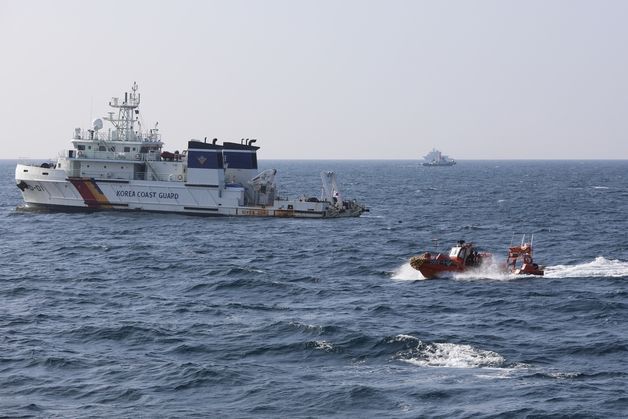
[390,334,419,343]
[545,256,628,278]
[391,262,425,281]
[399,341,505,369]
[545,371,581,379]
[312,340,334,351]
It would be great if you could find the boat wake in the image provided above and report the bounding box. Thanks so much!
[452,260,516,281]
[392,257,628,281]
[391,263,426,280]
[544,256,628,278]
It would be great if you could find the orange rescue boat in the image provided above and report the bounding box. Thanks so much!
[505,235,544,276]
[409,240,492,279]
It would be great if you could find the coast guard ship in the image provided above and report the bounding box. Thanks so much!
[15,83,366,218]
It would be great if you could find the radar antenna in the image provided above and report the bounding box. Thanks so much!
[103,82,142,142]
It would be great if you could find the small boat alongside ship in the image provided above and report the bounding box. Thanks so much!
[422,149,456,166]
[15,83,367,218]
[409,236,544,279]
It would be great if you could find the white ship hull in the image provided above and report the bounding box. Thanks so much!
[16,165,361,218]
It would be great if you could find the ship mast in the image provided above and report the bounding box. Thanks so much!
[104,82,140,142]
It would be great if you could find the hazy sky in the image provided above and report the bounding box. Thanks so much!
[1,0,627,159]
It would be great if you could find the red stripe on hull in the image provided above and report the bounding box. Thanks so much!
[69,178,100,208]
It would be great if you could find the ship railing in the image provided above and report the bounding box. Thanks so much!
[73,130,106,141]
[72,150,135,160]
[69,151,163,161]
[17,158,56,166]
[73,129,162,143]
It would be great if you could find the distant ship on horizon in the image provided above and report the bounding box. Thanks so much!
[422,148,456,167]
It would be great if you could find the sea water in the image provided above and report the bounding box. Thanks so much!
[1,159,627,417]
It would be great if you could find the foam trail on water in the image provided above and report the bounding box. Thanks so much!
[392,263,425,281]
[545,257,628,278]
